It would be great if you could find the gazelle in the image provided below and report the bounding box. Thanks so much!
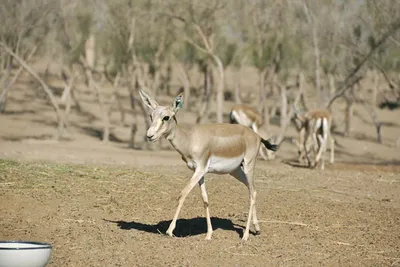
[293,109,334,170]
[229,104,275,160]
[139,90,278,241]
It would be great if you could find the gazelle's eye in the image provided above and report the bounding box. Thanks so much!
[149,115,153,122]
[162,116,170,121]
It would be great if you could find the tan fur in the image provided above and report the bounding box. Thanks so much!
[294,109,334,170]
[307,109,332,120]
[229,104,274,160]
[139,90,277,241]
[231,104,263,128]
[169,123,259,159]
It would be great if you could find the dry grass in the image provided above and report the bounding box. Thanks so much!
[0,159,399,266]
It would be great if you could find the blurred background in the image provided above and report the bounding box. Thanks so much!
[1,2,400,266]
[0,0,399,163]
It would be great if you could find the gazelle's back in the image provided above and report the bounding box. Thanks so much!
[186,124,260,167]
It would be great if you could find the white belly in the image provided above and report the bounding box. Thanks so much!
[207,155,243,174]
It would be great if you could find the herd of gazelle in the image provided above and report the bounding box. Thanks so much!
[230,104,334,170]
[139,89,334,241]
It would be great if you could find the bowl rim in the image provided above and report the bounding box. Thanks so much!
[0,241,52,250]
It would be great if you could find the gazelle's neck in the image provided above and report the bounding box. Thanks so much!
[166,120,191,157]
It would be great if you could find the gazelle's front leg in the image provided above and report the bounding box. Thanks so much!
[242,164,256,241]
[166,167,207,237]
[316,119,329,170]
[316,135,326,170]
[230,167,260,236]
[198,177,213,240]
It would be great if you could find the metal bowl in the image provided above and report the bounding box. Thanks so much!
[0,241,52,267]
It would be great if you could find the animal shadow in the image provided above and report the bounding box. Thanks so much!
[104,217,244,238]
[282,159,312,169]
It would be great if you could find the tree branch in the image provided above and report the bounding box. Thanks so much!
[0,45,37,103]
[326,19,400,108]
[0,41,65,137]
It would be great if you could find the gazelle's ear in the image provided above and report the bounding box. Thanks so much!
[139,89,159,110]
[293,105,304,121]
[172,93,183,113]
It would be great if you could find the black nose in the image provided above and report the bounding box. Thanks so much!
[147,134,154,139]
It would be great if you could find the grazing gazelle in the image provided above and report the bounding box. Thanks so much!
[229,104,274,160]
[293,109,334,170]
[139,90,278,241]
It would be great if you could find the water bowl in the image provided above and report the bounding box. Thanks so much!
[0,241,52,267]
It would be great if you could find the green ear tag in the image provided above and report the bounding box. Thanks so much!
[176,97,183,109]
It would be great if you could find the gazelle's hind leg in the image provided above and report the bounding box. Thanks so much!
[230,165,260,239]
[316,135,326,170]
[303,127,313,167]
[296,128,305,163]
[316,118,329,170]
[258,146,268,160]
[198,177,213,240]
[252,124,268,160]
[242,160,257,241]
[309,118,322,168]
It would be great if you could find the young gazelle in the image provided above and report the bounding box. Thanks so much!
[139,90,278,241]
[293,109,334,170]
[229,104,274,160]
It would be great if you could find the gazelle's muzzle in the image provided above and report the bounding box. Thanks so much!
[146,120,163,141]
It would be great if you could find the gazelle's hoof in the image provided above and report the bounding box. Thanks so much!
[241,234,249,241]
[166,229,174,237]
[205,232,213,240]
[255,230,261,235]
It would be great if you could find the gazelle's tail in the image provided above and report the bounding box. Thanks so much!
[261,138,279,152]
[229,111,237,124]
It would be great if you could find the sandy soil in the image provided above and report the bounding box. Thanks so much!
[0,73,399,266]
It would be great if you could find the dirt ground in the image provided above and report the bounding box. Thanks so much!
[0,72,400,266]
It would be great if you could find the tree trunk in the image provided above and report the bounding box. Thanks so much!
[0,42,65,138]
[128,78,138,148]
[280,82,287,133]
[105,71,125,125]
[328,73,335,103]
[164,63,172,96]
[275,75,304,145]
[113,74,125,126]
[177,62,191,111]
[233,68,242,104]
[372,70,379,107]
[258,68,268,123]
[0,64,11,113]
[84,68,110,143]
[60,68,77,135]
[85,34,96,69]
[298,72,308,111]
[313,24,322,107]
[0,45,37,112]
[134,67,154,149]
[362,72,383,143]
[214,55,224,123]
[344,92,354,136]
[196,64,213,124]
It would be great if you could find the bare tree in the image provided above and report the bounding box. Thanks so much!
[168,1,227,123]
[0,42,66,138]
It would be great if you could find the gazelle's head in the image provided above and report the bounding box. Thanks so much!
[139,89,183,142]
